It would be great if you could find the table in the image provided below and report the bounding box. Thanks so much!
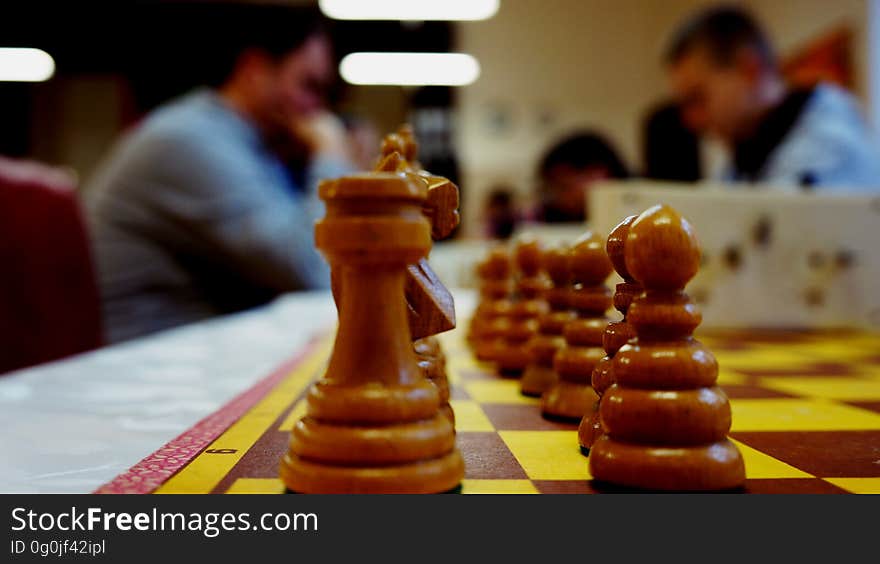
[0,291,339,493]
[4,289,880,494]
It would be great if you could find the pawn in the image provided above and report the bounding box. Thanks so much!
[469,247,514,362]
[578,215,642,454]
[520,245,575,396]
[414,336,454,425]
[589,204,746,491]
[494,239,549,374]
[541,232,612,420]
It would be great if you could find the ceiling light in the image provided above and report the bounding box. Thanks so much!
[0,48,55,82]
[340,52,480,86]
[320,0,499,21]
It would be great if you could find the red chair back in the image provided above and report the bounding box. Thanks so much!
[0,158,102,374]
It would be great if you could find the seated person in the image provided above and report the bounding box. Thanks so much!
[535,132,629,223]
[665,6,880,190]
[641,100,702,182]
[483,187,519,240]
[85,7,353,344]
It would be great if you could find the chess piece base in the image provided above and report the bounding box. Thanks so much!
[281,449,464,494]
[474,339,503,362]
[520,364,557,397]
[541,381,598,421]
[599,384,731,445]
[494,344,532,374]
[589,435,745,491]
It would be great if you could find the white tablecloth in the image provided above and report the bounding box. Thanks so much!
[0,289,477,494]
[0,291,342,494]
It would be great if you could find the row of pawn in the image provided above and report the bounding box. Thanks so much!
[468,205,745,491]
[466,234,611,422]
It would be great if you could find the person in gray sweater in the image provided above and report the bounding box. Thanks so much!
[665,6,880,190]
[85,8,353,344]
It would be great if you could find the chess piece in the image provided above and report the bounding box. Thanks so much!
[415,336,454,425]
[493,239,549,374]
[375,126,459,422]
[520,245,574,396]
[376,126,459,243]
[541,232,612,420]
[589,204,746,491]
[469,246,514,362]
[578,215,641,454]
[280,172,464,493]
[376,127,457,339]
[467,253,496,346]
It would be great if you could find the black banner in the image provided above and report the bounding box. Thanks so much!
[0,494,875,562]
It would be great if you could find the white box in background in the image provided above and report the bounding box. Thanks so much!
[589,180,880,330]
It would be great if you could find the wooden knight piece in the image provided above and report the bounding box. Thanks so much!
[280,172,464,493]
[374,126,459,338]
[578,215,642,454]
[589,204,745,491]
[541,231,612,420]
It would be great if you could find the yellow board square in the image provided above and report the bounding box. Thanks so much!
[730,399,880,432]
[785,343,879,363]
[499,431,590,480]
[461,480,539,494]
[277,399,308,432]
[760,377,880,401]
[716,370,748,386]
[808,333,880,348]
[449,400,494,432]
[447,356,494,382]
[824,478,880,494]
[445,366,463,386]
[227,478,285,494]
[439,343,471,361]
[856,366,880,381]
[728,438,811,479]
[715,349,818,371]
[437,330,465,350]
[463,380,539,405]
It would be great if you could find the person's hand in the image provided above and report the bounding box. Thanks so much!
[290,112,352,162]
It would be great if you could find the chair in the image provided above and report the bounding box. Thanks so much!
[0,157,102,374]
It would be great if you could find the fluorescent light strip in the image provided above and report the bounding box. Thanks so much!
[0,48,55,82]
[320,0,499,21]
[340,52,480,86]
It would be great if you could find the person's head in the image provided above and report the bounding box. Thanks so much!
[642,100,701,182]
[208,6,335,135]
[665,6,782,142]
[485,187,517,239]
[538,132,628,223]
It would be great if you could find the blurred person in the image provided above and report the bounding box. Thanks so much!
[641,100,702,182]
[340,114,381,171]
[536,132,629,223]
[85,6,354,344]
[483,187,518,240]
[666,5,880,190]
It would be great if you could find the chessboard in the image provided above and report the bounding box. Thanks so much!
[97,324,880,494]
